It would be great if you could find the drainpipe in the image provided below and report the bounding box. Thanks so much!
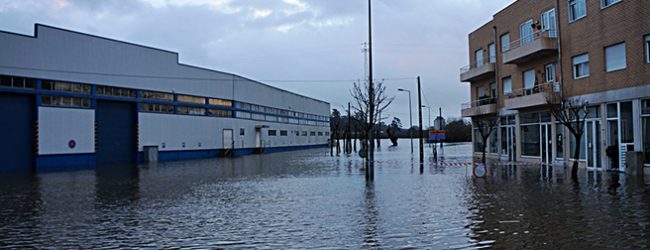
[493,25,500,156]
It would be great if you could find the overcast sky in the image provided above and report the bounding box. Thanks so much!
[1,0,514,125]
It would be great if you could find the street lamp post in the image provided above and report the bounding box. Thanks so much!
[421,105,431,130]
[398,88,413,154]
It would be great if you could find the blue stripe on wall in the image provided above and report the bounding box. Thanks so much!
[35,144,328,171]
[36,153,96,172]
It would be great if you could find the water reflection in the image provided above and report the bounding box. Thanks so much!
[0,140,648,248]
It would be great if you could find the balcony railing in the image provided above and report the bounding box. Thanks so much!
[461,97,497,117]
[506,29,557,52]
[460,56,496,74]
[460,57,496,82]
[504,82,562,110]
[505,82,560,99]
[462,97,497,109]
[503,29,558,64]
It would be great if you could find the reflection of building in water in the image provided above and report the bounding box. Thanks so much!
[460,0,650,174]
[0,24,330,171]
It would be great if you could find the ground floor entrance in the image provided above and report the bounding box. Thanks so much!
[585,120,602,170]
[96,101,137,165]
[0,94,35,171]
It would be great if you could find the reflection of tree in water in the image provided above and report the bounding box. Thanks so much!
[362,181,380,248]
[464,164,650,248]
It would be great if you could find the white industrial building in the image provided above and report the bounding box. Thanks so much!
[0,24,331,171]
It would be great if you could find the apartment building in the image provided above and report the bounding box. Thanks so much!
[460,0,650,173]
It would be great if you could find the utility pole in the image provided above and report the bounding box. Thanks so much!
[417,76,424,172]
[439,107,444,151]
[367,0,375,181]
[347,102,351,154]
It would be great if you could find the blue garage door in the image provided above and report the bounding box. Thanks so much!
[0,94,35,171]
[96,101,137,165]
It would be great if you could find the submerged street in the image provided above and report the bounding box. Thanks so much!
[1,140,649,248]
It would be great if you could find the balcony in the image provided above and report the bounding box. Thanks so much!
[460,60,496,82]
[503,30,558,64]
[461,97,497,117]
[504,82,561,110]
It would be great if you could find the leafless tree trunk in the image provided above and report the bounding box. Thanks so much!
[546,93,589,180]
[351,80,394,179]
[475,117,499,165]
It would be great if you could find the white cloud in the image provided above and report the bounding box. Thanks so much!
[251,8,273,19]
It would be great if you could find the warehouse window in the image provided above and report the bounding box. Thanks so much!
[251,105,263,112]
[280,130,288,136]
[96,86,136,98]
[572,53,590,79]
[140,103,174,113]
[265,107,279,115]
[605,43,627,72]
[236,102,251,110]
[325,132,330,136]
[209,98,232,107]
[240,128,245,136]
[600,0,621,8]
[268,130,277,136]
[266,115,278,122]
[568,0,586,22]
[177,106,205,116]
[318,132,323,136]
[0,75,36,89]
[208,109,232,117]
[41,96,91,108]
[141,91,173,101]
[236,111,252,119]
[252,113,265,120]
[310,131,316,136]
[42,81,91,94]
[177,95,205,104]
[302,131,308,136]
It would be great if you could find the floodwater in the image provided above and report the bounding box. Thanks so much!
[1,140,649,249]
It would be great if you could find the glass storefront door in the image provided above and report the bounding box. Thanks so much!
[586,120,601,169]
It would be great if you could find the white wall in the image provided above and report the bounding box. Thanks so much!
[38,107,95,155]
[139,112,329,152]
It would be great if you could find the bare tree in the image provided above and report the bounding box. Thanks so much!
[351,80,394,176]
[475,116,499,165]
[547,94,589,179]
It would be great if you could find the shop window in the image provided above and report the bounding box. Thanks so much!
[489,129,498,154]
[569,130,587,160]
[620,102,633,143]
[521,124,541,157]
[556,123,564,158]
